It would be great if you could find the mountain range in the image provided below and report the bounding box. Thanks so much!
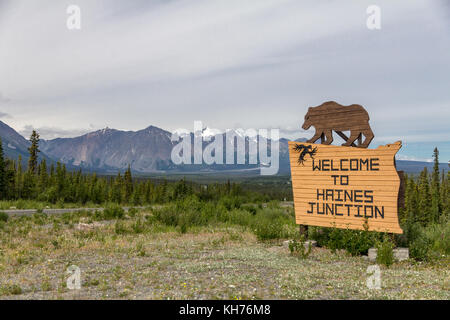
[0,120,54,164]
[0,119,447,175]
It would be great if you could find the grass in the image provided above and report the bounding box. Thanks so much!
[0,200,103,210]
[0,205,448,300]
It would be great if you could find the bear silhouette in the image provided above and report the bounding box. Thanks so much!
[302,101,374,148]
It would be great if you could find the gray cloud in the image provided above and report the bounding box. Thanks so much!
[0,0,448,157]
[20,125,93,140]
[0,110,11,119]
[0,92,11,105]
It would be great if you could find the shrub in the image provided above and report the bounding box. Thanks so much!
[223,209,253,227]
[410,236,432,261]
[405,219,449,261]
[423,218,450,256]
[131,219,146,234]
[218,196,243,211]
[103,204,125,220]
[376,235,395,267]
[308,227,331,247]
[114,221,127,235]
[252,207,295,241]
[254,219,285,241]
[0,284,22,296]
[152,197,295,239]
[127,207,139,218]
[310,225,379,256]
[152,196,216,232]
[241,204,257,215]
[342,229,378,256]
[288,235,312,259]
[0,212,8,223]
[153,206,178,226]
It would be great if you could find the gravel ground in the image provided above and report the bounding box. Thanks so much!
[0,212,448,300]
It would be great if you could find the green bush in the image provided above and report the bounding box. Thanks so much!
[114,221,127,235]
[343,229,378,256]
[308,227,331,247]
[423,219,450,256]
[0,284,22,296]
[252,207,295,241]
[404,219,449,261]
[254,219,285,240]
[241,204,257,215]
[288,235,312,259]
[131,219,146,234]
[127,207,139,218]
[152,196,216,232]
[152,197,295,239]
[0,212,8,223]
[153,206,178,226]
[310,226,379,256]
[410,236,432,261]
[103,204,125,220]
[222,209,253,226]
[376,235,395,267]
[218,196,243,211]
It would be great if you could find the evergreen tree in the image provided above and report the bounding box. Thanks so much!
[430,147,441,222]
[22,171,35,199]
[445,170,450,216]
[0,137,6,199]
[112,172,123,203]
[16,155,23,198]
[403,174,416,223]
[56,162,67,200]
[38,159,48,190]
[124,165,133,203]
[417,167,431,225]
[28,130,40,174]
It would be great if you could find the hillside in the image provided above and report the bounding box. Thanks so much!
[0,119,447,174]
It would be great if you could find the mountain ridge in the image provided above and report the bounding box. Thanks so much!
[1,119,447,174]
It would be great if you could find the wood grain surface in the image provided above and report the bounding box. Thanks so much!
[289,141,403,234]
[302,101,375,148]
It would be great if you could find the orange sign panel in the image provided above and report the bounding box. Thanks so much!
[289,141,403,234]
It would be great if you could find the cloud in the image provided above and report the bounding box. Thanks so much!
[19,125,93,140]
[0,92,11,105]
[396,154,432,163]
[0,0,448,148]
[0,111,11,119]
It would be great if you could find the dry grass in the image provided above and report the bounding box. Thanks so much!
[0,210,448,300]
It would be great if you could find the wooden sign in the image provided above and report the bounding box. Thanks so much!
[289,141,403,234]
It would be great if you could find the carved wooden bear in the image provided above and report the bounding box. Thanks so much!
[302,101,374,148]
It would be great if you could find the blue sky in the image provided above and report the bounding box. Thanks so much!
[0,0,449,162]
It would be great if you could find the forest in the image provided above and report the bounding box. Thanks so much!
[0,130,448,263]
[0,131,280,206]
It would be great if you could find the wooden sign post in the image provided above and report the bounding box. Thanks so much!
[290,101,403,234]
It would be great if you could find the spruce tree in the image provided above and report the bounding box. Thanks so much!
[0,137,6,199]
[16,155,23,199]
[124,165,133,203]
[28,130,40,174]
[112,172,123,203]
[430,147,441,222]
[38,159,48,190]
[404,176,418,223]
[417,167,431,225]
